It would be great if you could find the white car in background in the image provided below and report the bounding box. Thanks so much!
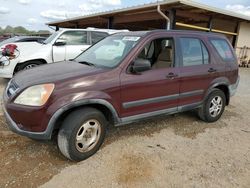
[0,28,128,78]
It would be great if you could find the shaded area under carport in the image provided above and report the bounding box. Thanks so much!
[47,0,250,47]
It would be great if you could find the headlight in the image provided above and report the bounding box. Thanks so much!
[14,84,54,106]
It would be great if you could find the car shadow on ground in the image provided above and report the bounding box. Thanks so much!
[104,109,234,147]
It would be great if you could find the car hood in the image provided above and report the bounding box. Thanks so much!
[1,41,43,52]
[13,61,106,88]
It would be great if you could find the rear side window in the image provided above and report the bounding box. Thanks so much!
[180,38,209,66]
[210,39,234,61]
[91,32,108,44]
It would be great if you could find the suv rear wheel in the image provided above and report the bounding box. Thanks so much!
[198,89,226,122]
[57,108,107,161]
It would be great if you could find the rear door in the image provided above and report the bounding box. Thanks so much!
[177,36,225,108]
[53,31,90,62]
[120,35,180,118]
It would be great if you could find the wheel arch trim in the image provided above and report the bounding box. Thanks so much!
[14,59,48,74]
[204,82,230,104]
[19,58,48,65]
[46,99,120,139]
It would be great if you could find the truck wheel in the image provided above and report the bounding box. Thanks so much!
[16,61,43,72]
[198,89,226,122]
[57,108,107,161]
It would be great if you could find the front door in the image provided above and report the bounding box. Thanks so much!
[120,37,180,118]
[53,30,89,62]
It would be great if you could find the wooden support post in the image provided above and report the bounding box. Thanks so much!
[108,17,114,29]
[232,22,240,48]
[168,9,176,29]
[208,16,213,32]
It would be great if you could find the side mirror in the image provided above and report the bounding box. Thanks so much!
[131,58,151,73]
[54,39,66,46]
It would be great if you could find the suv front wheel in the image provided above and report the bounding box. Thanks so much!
[57,108,107,161]
[198,89,226,122]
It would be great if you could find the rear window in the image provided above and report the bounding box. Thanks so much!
[210,39,235,61]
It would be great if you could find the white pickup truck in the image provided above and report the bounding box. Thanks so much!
[0,28,128,78]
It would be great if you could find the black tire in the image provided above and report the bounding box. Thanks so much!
[198,89,226,122]
[57,108,107,161]
[16,60,43,73]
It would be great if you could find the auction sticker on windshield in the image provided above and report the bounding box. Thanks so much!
[122,36,140,41]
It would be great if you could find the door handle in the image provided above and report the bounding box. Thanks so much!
[166,73,178,79]
[208,68,217,73]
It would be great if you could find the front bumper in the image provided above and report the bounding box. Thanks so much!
[0,68,14,78]
[3,79,56,140]
[0,60,16,78]
[3,105,52,140]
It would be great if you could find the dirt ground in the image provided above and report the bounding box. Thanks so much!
[0,69,250,188]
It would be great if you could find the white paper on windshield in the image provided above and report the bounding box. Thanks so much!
[122,36,140,41]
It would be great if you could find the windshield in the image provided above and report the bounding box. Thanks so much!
[74,35,141,68]
[43,31,60,44]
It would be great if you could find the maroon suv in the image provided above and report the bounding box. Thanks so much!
[3,30,239,161]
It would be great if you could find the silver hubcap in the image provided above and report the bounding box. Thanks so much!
[24,64,37,70]
[75,119,101,153]
[209,96,223,117]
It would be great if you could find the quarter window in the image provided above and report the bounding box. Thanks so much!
[180,38,209,66]
[58,31,88,45]
[210,39,234,61]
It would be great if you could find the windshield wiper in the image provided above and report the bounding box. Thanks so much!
[78,61,96,67]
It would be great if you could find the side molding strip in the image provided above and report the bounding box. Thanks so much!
[118,101,202,126]
[123,94,179,109]
[123,90,204,109]
[47,99,120,139]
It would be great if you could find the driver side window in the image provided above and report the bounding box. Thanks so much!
[58,31,88,45]
[134,38,174,72]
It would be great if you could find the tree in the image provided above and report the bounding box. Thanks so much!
[4,26,14,33]
[14,26,28,34]
[0,26,50,36]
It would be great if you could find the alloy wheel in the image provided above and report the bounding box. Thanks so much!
[209,96,223,117]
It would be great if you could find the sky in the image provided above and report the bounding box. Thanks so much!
[0,0,250,31]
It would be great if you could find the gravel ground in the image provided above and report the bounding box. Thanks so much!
[0,69,250,188]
